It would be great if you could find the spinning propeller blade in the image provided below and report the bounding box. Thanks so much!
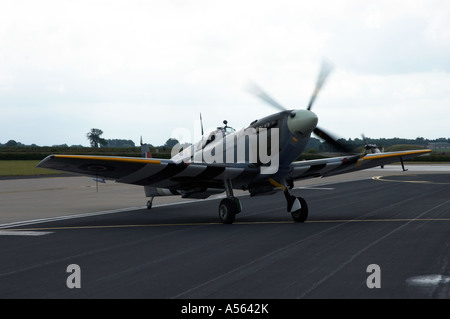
[307,60,334,111]
[313,127,351,153]
[247,60,351,153]
[246,81,288,112]
[306,60,349,152]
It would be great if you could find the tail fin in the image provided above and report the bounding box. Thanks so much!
[140,136,152,158]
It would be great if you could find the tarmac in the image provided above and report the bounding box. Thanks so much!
[1,164,450,299]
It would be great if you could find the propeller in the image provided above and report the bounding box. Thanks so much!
[246,81,287,113]
[247,60,351,153]
[307,60,334,111]
[314,127,351,153]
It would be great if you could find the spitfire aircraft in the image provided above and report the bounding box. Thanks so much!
[37,62,431,224]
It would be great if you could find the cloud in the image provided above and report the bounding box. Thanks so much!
[0,0,449,146]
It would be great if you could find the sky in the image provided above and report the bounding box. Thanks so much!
[1,0,449,147]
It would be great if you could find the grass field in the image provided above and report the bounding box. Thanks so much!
[0,160,62,177]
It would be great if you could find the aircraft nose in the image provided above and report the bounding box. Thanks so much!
[287,109,318,136]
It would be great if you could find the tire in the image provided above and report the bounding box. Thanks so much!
[291,197,308,222]
[219,198,238,224]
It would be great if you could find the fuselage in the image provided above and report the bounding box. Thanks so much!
[171,109,318,174]
[150,109,318,197]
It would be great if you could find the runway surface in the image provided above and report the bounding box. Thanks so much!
[1,164,450,299]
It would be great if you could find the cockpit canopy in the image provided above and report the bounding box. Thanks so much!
[217,120,235,135]
[200,120,235,150]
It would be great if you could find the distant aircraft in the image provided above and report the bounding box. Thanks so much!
[361,134,384,154]
[38,61,431,224]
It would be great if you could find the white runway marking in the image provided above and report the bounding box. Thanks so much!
[0,206,146,230]
[406,275,450,287]
[0,230,53,236]
[296,187,335,190]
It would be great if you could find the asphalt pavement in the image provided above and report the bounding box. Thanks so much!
[1,167,450,301]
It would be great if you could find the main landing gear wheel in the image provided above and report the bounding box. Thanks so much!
[290,196,308,222]
[218,198,241,224]
[219,179,241,224]
[270,178,309,223]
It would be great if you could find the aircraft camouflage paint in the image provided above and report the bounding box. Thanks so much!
[37,62,431,224]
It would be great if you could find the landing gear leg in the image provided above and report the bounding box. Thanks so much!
[269,178,308,222]
[218,179,241,224]
[147,196,154,210]
[400,157,408,171]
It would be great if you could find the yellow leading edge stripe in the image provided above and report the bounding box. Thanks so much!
[54,155,161,165]
[54,149,430,165]
[362,149,431,160]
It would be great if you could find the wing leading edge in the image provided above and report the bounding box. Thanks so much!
[37,155,164,182]
[287,149,431,181]
[37,154,258,189]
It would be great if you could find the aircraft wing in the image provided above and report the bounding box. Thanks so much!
[37,154,257,189]
[287,149,432,181]
[38,149,430,190]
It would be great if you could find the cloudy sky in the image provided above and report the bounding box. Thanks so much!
[1,0,449,146]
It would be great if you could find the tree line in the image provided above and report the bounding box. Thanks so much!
[306,136,447,153]
[2,134,449,152]
[1,128,179,149]
[2,127,449,161]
